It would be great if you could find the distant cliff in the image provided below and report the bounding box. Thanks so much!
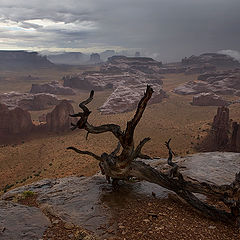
[47,52,89,65]
[0,50,54,69]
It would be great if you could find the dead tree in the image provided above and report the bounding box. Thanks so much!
[68,86,240,226]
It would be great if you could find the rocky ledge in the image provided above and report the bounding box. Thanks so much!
[0,91,60,111]
[1,152,240,239]
[191,93,229,106]
[30,81,75,95]
[63,56,168,114]
[174,68,240,96]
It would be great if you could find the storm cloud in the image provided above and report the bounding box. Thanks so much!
[0,0,240,61]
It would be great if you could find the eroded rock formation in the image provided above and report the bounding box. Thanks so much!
[212,106,230,148]
[0,50,54,70]
[202,106,240,152]
[63,56,167,114]
[182,53,240,67]
[0,92,60,111]
[0,99,76,143]
[89,53,101,64]
[175,68,240,96]
[231,122,240,152]
[30,81,75,95]
[18,94,59,111]
[191,93,229,106]
[99,86,168,114]
[0,103,33,137]
[46,100,74,132]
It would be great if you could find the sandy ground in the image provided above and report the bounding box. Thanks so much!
[1,73,239,193]
[1,71,240,239]
[14,189,240,240]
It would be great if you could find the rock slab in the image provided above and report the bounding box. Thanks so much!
[2,152,240,238]
[0,200,50,240]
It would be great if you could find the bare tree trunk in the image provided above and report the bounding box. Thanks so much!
[68,86,240,226]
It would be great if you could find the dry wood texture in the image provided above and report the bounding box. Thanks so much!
[68,86,240,226]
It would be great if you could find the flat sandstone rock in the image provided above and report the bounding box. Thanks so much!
[0,200,50,240]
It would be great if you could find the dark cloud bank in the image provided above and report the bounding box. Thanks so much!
[0,0,240,62]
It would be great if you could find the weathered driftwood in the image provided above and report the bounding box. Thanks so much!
[67,86,240,226]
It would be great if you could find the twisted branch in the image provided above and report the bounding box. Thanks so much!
[67,86,240,226]
[67,146,103,162]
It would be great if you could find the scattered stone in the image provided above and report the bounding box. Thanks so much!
[148,212,158,219]
[143,219,150,223]
[107,228,115,234]
[64,222,75,230]
[52,220,60,224]
[208,225,216,229]
[39,203,58,218]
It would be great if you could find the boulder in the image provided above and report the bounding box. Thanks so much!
[30,81,75,95]
[46,100,74,132]
[191,93,229,106]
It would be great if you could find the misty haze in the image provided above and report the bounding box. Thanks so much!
[0,1,240,239]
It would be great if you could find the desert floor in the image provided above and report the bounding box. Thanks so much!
[1,71,240,192]
[1,70,240,239]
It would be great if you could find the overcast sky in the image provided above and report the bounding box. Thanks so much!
[0,0,240,61]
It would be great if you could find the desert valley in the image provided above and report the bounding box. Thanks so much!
[0,50,240,239]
